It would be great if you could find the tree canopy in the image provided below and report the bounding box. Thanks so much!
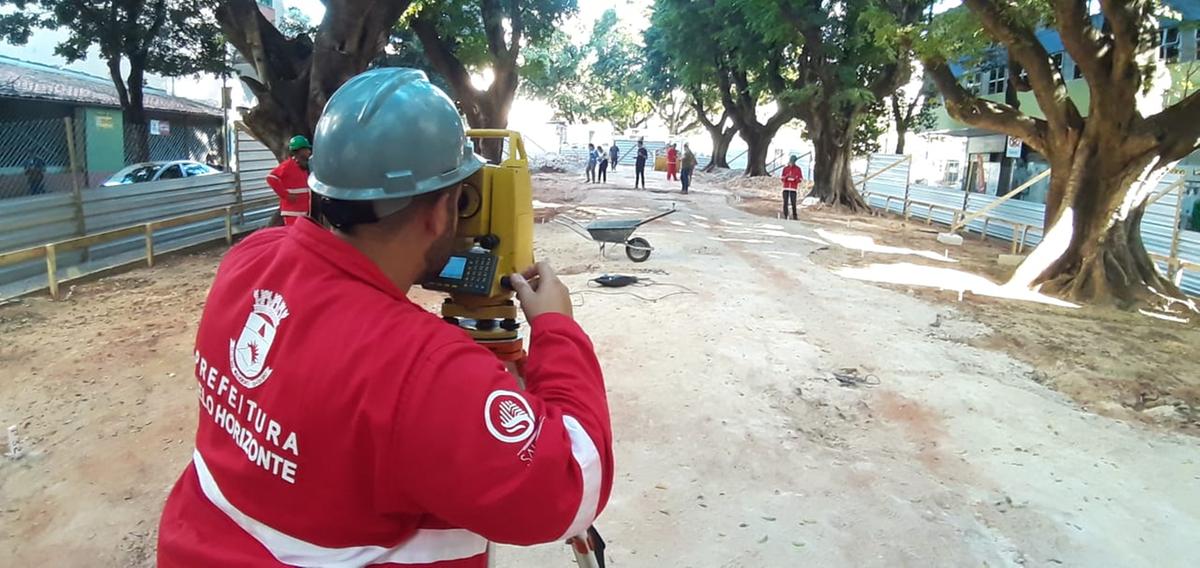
[409,0,577,156]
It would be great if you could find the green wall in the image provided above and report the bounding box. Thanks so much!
[931,78,1093,133]
[79,107,124,183]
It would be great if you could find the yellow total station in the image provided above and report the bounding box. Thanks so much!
[422,130,535,361]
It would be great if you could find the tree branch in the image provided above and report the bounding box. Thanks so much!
[137,0,168,59]
[1098,0,1145,74]
[411,13,476,100]
[1051,0,1106,80]
[507,0,524,64]
[1144,87,1200,162]
[926,58,1048,153]
[963,0,1081,133]
[480,0,508,62]
[107,56,130,109]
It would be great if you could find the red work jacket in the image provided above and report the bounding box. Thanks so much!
[666,147,679,166]
[267,158,312,218]
[157,219,614,567]
[782,164,804,191]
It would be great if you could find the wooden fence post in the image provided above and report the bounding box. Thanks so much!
[45,244,58,300]
[1168,181,1186,281]
[144,224,154,267]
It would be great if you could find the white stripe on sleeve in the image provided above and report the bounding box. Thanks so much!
[556,415,603,541]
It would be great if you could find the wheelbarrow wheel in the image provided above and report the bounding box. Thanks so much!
[625,237,651,262]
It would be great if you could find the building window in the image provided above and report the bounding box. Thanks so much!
[1160,26,1180,62]
[1050,52,1063,74]
[944,160,961,185]
[984,66,1007,95]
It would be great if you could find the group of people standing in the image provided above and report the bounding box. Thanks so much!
[663,142,697,194]
[585,139,696,194]
[585,142,618,183]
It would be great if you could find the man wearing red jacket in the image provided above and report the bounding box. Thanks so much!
[665,143,678,182]
[781,154,804,220]
[158,68,614,567]
[267,136,313,226]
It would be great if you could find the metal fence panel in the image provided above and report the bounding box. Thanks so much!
[0,127,280,299]
[236,128,279,226]
[862,154,910,213]
[865,154,1199,296]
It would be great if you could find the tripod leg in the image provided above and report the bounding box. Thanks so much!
[569,527,605,568]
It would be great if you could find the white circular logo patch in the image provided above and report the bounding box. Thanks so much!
[485,390,536,444]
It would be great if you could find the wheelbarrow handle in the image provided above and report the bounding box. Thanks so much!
[635,204,678,227]
[552,216,595,240]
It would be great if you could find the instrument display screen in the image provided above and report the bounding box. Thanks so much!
[439,256,467,280]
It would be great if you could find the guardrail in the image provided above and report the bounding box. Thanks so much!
[0,197,276,299]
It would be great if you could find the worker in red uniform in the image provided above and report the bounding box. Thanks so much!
[266,135,313,226]
[665,143,679,182]
[781,154,804,220]
[157,68,614,567]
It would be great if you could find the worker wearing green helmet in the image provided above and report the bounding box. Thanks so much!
[267,134,315,225]
[288,135,312,153]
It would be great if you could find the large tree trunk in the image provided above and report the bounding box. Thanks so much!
[809,120,868,210]
[218,0,410,160]
[1016,152,1183,306]
[459,70,518,163]
[704,126,736,172]
[894,123,908,155]
[742,128,772,176]
[126,65,150,163]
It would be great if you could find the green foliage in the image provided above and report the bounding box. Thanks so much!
[278,6,316,40]
[0,0,226,78]
[854,99,887,156]
[375,27,452,94]
[585,9,655,131]
[520,30,592,122]
[520,8,659,131]
[914,6,993,66]
[410,0,576,70]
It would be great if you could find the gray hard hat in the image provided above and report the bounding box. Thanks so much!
[308,68,485,203]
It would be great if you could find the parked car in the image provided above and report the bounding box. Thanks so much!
[102,160,220,187]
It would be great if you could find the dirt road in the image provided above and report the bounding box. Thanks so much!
[2,169,1198,567]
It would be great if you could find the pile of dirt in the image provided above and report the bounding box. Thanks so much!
[695,168,744,184]
[529,152,581,173]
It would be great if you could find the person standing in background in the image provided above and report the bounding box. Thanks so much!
[634,140,648,189]
[666,143,679,182]
[780,155,804,220]
[609,143,619,171]
[23,154,46,196]
[597,145,609,183]
[679,144,696,195]
[266,136,314,226]
[585,143,597,183]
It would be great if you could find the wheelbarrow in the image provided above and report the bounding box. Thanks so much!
[554,205,677,262]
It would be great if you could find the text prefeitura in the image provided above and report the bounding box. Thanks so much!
[195,351,301,483]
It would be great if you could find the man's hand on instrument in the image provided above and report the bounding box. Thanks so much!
[510,262,573,321]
